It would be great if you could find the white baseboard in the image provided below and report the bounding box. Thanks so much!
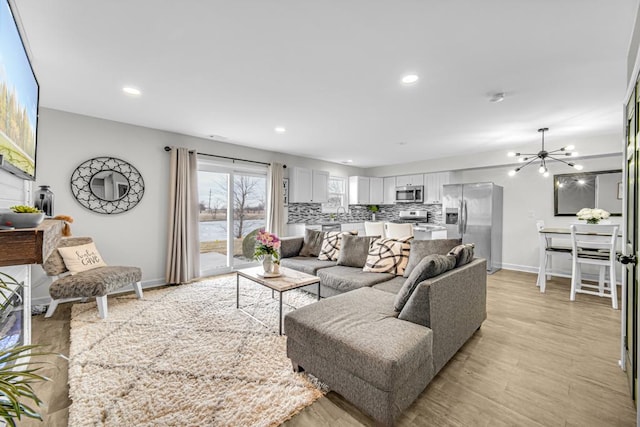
[499,263,620,285]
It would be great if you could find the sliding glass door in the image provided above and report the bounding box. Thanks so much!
[198,161,267,276]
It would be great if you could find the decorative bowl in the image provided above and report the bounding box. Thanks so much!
[1,212,45,229]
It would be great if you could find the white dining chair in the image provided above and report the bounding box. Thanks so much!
[364,221,385,238]
[536,220,572,293]
[384,222,413,239]
[569,224,619,309]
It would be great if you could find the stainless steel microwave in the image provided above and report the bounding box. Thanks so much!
[395,185,424,203]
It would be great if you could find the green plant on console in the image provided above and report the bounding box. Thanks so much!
[0,272,51,426]
[8,205,41,214]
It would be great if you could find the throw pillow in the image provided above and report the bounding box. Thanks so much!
[403,238,462,278]
[57,242,108,275]
[318,231,357,261]
[394,254,457,312]
[337,234,375,268]
[299,228,324,257]
[448,243,475,267]
[362,236,413,276]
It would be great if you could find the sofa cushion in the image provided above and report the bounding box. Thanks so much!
[363,237,412,276]
[448,243,475,267]
[337,234,375,268]
[284,287,434,392]
[299,229,324,257]
[280,257,336,275]
[403,238,462,277]
[318,266,394,293]
[318,231,356,261]
[280,236,303,258]
[372,276,405,294]
[394,254,457,312]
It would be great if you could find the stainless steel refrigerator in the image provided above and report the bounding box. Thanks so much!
[442,182,503,273]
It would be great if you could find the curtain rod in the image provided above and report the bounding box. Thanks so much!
[163,146,286,168]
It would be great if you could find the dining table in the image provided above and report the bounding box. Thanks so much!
[537,226,622,293]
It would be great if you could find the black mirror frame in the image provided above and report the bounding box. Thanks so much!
[70,157,145,214]
[553,169,622,216]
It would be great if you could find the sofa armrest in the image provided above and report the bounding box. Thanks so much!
[399,258,486,373]
[280,236,304,258]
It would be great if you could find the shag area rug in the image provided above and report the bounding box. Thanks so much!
[68,275,325,426]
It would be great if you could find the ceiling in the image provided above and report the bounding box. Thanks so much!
[12,0,639,168]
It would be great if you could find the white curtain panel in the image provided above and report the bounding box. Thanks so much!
[166,147,200,284]
[266,162,285,237]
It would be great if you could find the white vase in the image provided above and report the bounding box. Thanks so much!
[262,257,273,274]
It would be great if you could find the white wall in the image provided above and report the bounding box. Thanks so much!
[30,108,363,302]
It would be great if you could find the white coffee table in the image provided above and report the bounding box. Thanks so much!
[236,266,321,335]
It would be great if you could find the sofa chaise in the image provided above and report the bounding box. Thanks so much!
[279,231,487,425]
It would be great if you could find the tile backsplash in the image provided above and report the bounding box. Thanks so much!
[287,203,443,224]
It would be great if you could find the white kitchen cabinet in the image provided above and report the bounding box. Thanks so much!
[383,177,396,204]
[396,174,424,187]
[424,172,451,204]
[342,222,365,235]
[289,166,329,203]
[369,177,384,204]
[432,229,447,239]
[286,223,306,237]
[349,176,370,205]
[289,167,312,203]
[312,170,329,203]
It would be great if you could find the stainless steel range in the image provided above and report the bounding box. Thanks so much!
[394,210,429,224]
[393,210,447,240]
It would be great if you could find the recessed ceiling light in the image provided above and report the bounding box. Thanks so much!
[274,126,286,134]
[401,74,419,84]
[122,86,141,96]
[397,142,407,146]
[489,92,505,103]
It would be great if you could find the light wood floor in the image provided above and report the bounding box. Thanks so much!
[20,270,637,426]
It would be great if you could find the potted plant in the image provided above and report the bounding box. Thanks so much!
[576,208,611,224]
[1,206,45,229]
[367,205,380,221]
[253,229,281,274]
[0,272,49,426]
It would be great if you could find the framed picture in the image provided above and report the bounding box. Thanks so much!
[283,178,289,206]
[618,182,623,200]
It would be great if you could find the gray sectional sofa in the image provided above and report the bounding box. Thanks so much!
[279,234,487,426]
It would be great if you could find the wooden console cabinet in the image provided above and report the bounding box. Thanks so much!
[0,219,64,267]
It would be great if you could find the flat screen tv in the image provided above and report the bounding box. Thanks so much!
[0,0,38,180]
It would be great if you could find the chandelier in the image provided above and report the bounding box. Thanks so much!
[507,128,582,177]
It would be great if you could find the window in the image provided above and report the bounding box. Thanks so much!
[322,176,347,213]
[198,159,267,275]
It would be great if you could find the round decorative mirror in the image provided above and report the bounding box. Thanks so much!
[89,171,130,201]
[71,157,144,214]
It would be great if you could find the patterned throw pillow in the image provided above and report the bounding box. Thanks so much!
[318,231,357,261]
[448,243,475,267]
[57,242,108,275]
[362,236,413,276]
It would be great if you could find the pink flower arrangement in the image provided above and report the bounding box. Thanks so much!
[254,229,281,262]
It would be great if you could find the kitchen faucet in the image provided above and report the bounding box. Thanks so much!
[336,206,347,221]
